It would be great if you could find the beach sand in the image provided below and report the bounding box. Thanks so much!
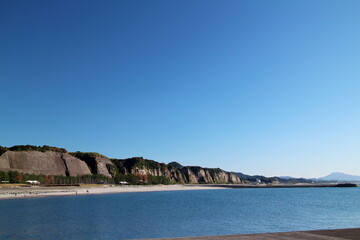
[0,184,225,199]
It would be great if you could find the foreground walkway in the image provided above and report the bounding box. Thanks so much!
[141,228,360,240]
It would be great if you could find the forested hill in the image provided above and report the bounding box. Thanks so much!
[232,172,313,184]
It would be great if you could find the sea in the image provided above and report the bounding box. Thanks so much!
[1,187,360,239]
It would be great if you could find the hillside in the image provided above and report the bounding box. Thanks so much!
[0,150,91,176]
[232,172,313,184]
[0,145,241,184]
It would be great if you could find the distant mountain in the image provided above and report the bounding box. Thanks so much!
[278,176,295,179]
[318,172,360,182]
[233,172,360,183]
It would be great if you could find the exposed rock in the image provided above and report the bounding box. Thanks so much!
[94,157,113,178]
[68,152,114,178]
[0,145,243,184]
[61,154,93,176]
[182,167,242,184]
[0,151,91,176]
[113,157,187,183]
[180,167,199,184]
[112,158,242,184]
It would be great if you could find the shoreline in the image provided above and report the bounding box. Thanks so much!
[1,182,357,200]
[0,184,226,200]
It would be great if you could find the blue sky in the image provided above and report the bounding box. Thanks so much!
[1,0,359,178]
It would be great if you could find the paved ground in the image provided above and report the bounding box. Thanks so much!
[138,228,360,240]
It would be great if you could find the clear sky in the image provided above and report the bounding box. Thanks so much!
[1,0,359,178]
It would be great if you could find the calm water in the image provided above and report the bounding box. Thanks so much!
[1,187,360,239]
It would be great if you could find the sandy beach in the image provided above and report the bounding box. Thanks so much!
[0,184,226,200]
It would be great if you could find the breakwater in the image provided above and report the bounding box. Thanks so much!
[192,183,358,188]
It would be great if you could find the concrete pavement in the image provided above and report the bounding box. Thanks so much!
[138,228,360,240]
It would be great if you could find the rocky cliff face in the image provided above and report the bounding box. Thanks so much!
[0,145,242,184]
[180,166,241,184]
[112,158,242,184]
[0,151,91,176]
[94,157,113,178]
[68,152,114,178]
[112,157,187,183]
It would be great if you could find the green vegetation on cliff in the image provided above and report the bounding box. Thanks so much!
[120,157,167,171]
[168,162,183,170]
[110,158,172,185]
[69,151,108,175]
[69,151,108,159]
[0,145,67,154]
[147,175,171,184]
[0,146,6,156]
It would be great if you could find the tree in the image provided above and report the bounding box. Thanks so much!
[0,171,9,182]
[8,171,20,183]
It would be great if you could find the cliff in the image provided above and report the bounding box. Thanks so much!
[0,151,91,176]
[0,146,114,178]
[69,152,114,178]
[0,145,242,184]
[111,158,242,184]
[182,166,241,184]
[111,157,188,183]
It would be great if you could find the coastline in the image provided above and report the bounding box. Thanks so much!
[0,184,226,200]
[1,182,357,200]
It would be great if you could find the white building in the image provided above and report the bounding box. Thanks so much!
[26,180,40,185]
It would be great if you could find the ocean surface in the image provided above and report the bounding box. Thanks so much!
[1,187,360,239]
